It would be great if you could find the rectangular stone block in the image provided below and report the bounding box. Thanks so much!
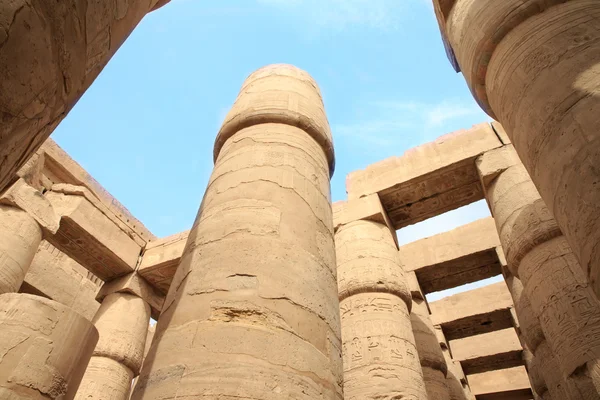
[430,282,514,340]
[138,230,189,294]
[399,217,502,293]
[450,328,523,375]
[468,366,532,400]
[346,123,502,229]
[22,240,101,320]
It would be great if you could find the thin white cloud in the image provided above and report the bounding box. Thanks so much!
[256,0,420,32]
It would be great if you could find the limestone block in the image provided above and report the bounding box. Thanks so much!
[0,0,171,193]
[0,293,98,399]
[468,366,532,399]
[0,178,59,233]
[24,240,101,320]
[132,65,342,400]
[0,204,42,294]
[45,188,141,280]
[97,272,164,319]
[399,217,502,293]
[449,328,522,375]
[345,123,502,228]
[430,282,513,340]
[138,230,189,294]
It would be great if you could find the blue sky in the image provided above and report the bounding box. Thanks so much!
[52,0,501,299]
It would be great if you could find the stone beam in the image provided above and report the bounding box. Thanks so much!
[138,230,189,294]
[468,366,532,400]
[345,123,502,229]
[20,240,102,321]
[449,328,523,375]
[45,185,142,281]
[399,217,502,293]
[97,271,164,319]
[430,282,514,340]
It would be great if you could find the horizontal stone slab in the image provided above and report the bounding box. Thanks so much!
[468,366,532,400]
[399,217,502,293]
[450,328,523,375]
[345,123,502,229]
[430,282,514,340]
[138,230,189,294]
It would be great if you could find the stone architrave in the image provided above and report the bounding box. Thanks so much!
[0,0,171,193]
[131,65,342,399]
[335,198,427,400]
[0,293,98,399]
[433,0,600,300]
[477,145,600,396]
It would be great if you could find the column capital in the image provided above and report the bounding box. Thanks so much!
[0,178,59,234]
[97,272,164,319]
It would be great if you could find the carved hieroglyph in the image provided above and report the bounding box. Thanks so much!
[131,64,342,399]
[0,0,170,193]
[336,220,427,400]
[478,145,600,397]
[0,293,98,399]
[436,0,600,301]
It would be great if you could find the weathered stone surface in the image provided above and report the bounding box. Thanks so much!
[449,328,523,375]
[0,204,42,294]
[337,219,426,399]
[434,325,475,400]
[478,145,600,395]
[468,366,533,400]
[0,293,98,399]
[23,240,101,321]
[332,194,396,244]
[399,217,502,293]
[138,231,189,295]
[97,272,164,320]
[0,0,171,194]
[430,282,513,340]
[133,65,342,400]
[345,123,502,229]
[76,293,151,400]
[46,188,141,280]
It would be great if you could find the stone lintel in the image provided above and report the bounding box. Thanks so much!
[21,241,101,321]
[450,328,523,375]
[399,217,502,293]
[97,272,164,319]
[346,123,502,229]
[0,179,59,234]
[332,194,397,246]
[45,187,141,281]
[468,366,532,400]
[138,230,190,295]
[475,145,521,189]
[430,282,514,340]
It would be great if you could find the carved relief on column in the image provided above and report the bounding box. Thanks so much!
[0,293,98,399]
[478,145,600,397]
[336,211,427,400]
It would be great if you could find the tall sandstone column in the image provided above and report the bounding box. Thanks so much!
[0,293,98,399]
[477,145,600,397]
[132,64,343,399]
[408,274,450,400]
[432,0,600,298]
[0,0,170,193]
[334,196,428,400]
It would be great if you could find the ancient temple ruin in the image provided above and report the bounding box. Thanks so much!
[1,1,600,399]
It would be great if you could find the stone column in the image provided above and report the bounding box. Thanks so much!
[75,273,158,400]
[433,0,600,299]
[0,0,171,193]
[477,145,600,397]
[334,196,427,400]
[132,64,342,399]
[0,293,98,399]
[0,179,59,294]
[408,273,450,400]
[433,325,475,400]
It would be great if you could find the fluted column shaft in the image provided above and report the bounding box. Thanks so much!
[75,293,151,400]
[0,0,170,193]
[435,0,600,300]
[132,64,342,399]
[0,293,98,399]
[478,146,600,397]
[336,219,428,400]
[0,204,42,293]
